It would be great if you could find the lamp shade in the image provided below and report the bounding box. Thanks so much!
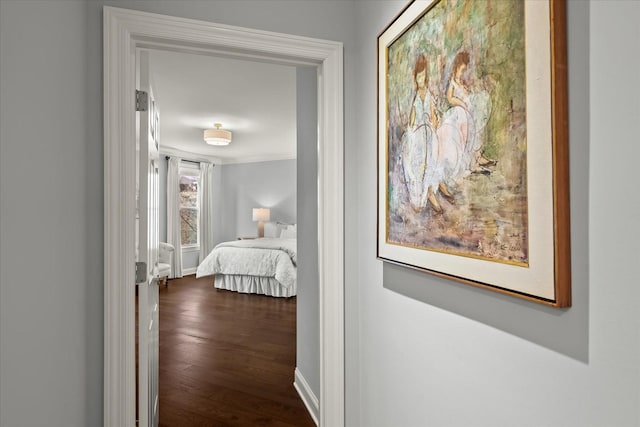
[204,123,232,146]
[252,208,270,222]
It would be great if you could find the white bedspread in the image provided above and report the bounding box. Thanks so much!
[196,238,297,289]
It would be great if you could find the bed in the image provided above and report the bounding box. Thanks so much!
[195,237,297,297]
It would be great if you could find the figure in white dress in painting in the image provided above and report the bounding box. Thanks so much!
[438,51,494,183]
[402,54,455,214]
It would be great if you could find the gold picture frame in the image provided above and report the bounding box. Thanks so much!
[377,0,570,307]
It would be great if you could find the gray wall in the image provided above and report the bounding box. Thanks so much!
[2,1,640,427]
[353,1,640,427]
[296,66,320,399]
[0,1,357,426]
[0,1,102,426]
[219,159,297,243]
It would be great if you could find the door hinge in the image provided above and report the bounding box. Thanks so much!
[135,90,148,112]
[135,261,147,284]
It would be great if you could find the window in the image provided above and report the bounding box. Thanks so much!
[179,165,199,247]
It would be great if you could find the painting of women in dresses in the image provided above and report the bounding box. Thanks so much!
[386,0,529,265]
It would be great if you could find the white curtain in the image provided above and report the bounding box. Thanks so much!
[167,157,183,278]
[199,162,215,264]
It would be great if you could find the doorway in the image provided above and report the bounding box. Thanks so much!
[146,46,315,424]
[103,7,344,427]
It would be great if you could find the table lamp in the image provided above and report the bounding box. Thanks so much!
[252,208,270,238]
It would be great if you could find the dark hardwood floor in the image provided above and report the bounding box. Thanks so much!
[157,275,315,427]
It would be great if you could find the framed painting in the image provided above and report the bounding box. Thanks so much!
[377,0,570,307]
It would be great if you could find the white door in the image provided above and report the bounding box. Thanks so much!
[136,50,160,427]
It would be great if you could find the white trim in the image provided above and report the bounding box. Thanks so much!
[180,267,197,276]
[179,163,200,174]
[161,145,297,165]
[104,7,344,427]
[160,145,221,164]
[294,367,320,426]
[218,153,298,165]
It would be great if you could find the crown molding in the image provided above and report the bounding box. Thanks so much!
[159,145,222,164]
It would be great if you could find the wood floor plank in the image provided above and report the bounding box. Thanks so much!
[157,275,316,427]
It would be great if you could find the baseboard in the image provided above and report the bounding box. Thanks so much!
[181,267,197,276]
[293,367,319,426]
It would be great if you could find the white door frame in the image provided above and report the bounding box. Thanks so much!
[103,7,344,427]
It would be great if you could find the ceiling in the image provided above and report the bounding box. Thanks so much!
[148,50,297,164]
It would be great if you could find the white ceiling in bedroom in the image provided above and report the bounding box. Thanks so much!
[148,49,297,164]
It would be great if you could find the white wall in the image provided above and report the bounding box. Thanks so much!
[353,1,640,426]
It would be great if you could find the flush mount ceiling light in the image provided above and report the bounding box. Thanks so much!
[204,123,232,146]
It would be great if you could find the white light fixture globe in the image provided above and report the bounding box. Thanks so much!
[204,123,232,146]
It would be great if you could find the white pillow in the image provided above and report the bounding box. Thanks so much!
[280,227,297,239]
[263,222,279,238]
[276,222,294,234]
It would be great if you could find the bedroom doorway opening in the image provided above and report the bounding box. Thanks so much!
[104,7,344,427]
[146,46,318,425]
